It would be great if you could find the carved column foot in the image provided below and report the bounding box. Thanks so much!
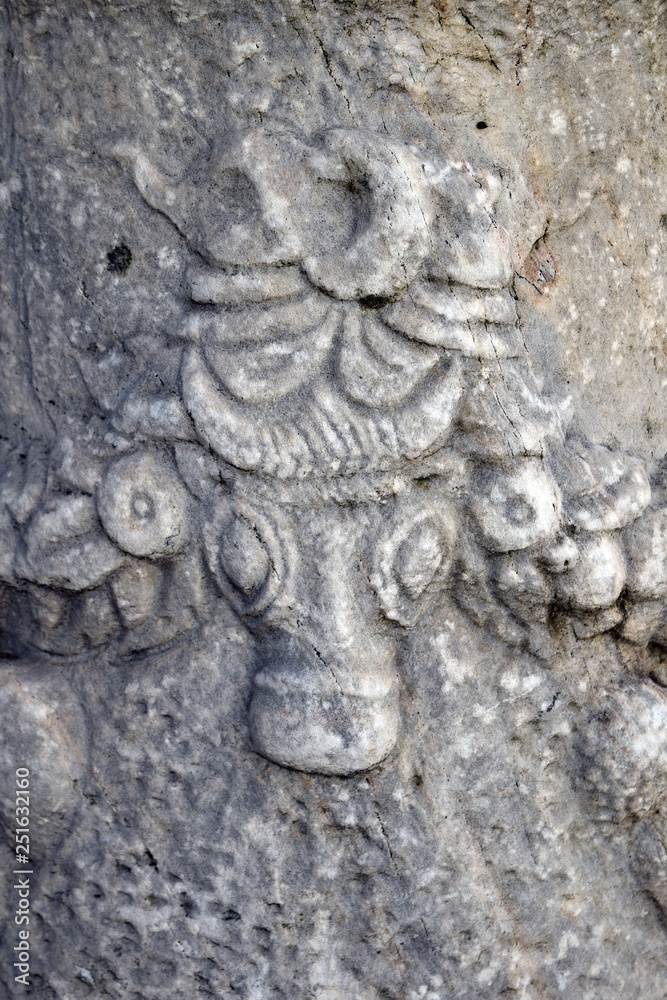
[249,636,399,776]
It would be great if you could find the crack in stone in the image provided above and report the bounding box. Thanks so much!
[458,8,502,73]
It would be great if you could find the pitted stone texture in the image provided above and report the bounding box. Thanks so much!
[0,614,666,999]
[2,0,667,997]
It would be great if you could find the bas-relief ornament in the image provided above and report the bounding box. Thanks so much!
[1,124,667,783]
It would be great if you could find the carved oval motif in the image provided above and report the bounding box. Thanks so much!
[372,495,457,626]
[555,533,626,611]
[395,520,444,599]
[203,498,293,616]
[219,518,271,596]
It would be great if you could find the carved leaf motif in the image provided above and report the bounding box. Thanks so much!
[337,308,440,408]
[17,495,126,591]
[183,346,462,478]
[551,439,651,532]
[457,359,565,459]
[412,282,517,324]
[114,390,196,442]
[382,284,522,358]
[202,302,339,404]
[186,292,332,348]
[424,159,514,289]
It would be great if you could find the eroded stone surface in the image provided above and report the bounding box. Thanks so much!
[2,1,667,997]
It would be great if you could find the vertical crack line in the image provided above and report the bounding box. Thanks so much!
[309,15,356,123]
[458,8,502,73]
[373,799,400,877]
[310,642,345,698]
[515,2,532,86]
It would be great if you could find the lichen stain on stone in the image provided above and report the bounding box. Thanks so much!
[519,239,558,297]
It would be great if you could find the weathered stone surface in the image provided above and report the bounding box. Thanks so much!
[2,1,667,997]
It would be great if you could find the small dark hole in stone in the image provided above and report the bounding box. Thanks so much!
[476,121,488,130]
[358,294,391,310]
[107,243,132,274]
[660,214,667,229]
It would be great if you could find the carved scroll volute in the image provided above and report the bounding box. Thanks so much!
[115,126,438,301]
[425,160,514,289]
[301,127,435,300]
[113,130,314,267]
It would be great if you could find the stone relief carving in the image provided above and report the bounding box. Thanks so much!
[1,124,666,784]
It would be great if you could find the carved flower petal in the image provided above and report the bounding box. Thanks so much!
[555,534,626,611]
[338,308,440,408]
[17,495,125,591]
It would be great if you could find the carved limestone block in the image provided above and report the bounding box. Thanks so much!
[3,6,667,993]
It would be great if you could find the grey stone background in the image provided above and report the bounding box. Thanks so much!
[3,0,667,465]
[2,2,667,997]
